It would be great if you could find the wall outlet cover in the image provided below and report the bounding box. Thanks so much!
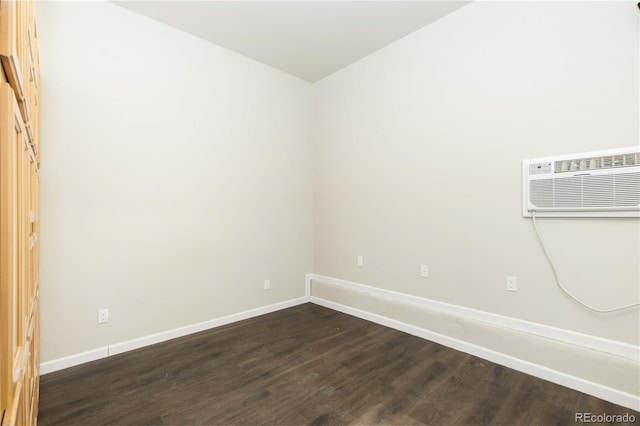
[421,264,429,278]
[98,308,109,324]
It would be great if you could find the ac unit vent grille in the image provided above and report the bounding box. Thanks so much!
[529,172,640,210]
[554,153,639,173]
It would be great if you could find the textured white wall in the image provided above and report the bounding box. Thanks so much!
[37,1,313,362]
[313,1,640,344]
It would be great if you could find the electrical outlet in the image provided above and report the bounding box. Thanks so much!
[420,264,429,278]
[98,308,109,324]
[357,256,364,267]
[264,279,270,290]
[506,276,518,292]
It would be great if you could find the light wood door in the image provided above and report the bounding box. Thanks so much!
[0,81,29,421]
[1,2,40,423]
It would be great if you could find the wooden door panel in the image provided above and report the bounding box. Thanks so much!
[0,82,28,417]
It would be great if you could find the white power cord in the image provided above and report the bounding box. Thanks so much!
[531,211,640,313]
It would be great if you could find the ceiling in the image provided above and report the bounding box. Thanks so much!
[112,1,471,82]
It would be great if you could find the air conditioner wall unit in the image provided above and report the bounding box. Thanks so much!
[522,146,640,218]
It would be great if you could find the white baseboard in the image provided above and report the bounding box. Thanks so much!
[40,296,309,375]
[308,274,640,411]
[40,347,109,375]
[310,274,638,361]
[305,273,312,298]
[109,296,308,356]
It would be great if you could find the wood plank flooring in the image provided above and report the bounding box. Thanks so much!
[38,303,638,425]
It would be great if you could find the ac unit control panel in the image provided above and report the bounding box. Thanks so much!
[529,162,552,175]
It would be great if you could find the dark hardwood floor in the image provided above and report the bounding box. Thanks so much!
[39,303,638,425]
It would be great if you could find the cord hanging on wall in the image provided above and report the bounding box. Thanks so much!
[531,212,640,313]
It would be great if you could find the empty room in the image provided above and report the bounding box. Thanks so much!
[1,0,639,424]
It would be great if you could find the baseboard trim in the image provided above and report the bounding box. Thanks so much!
[109,296,309,356]
[40,296,309,375]
[40,347,109,375]
[310,274,638,361]
[305,273,312,299]
[308,275,640,411]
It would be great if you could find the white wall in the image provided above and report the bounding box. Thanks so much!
[37,1,313,362]
[313,1,639,344]
[37,0,639,366]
